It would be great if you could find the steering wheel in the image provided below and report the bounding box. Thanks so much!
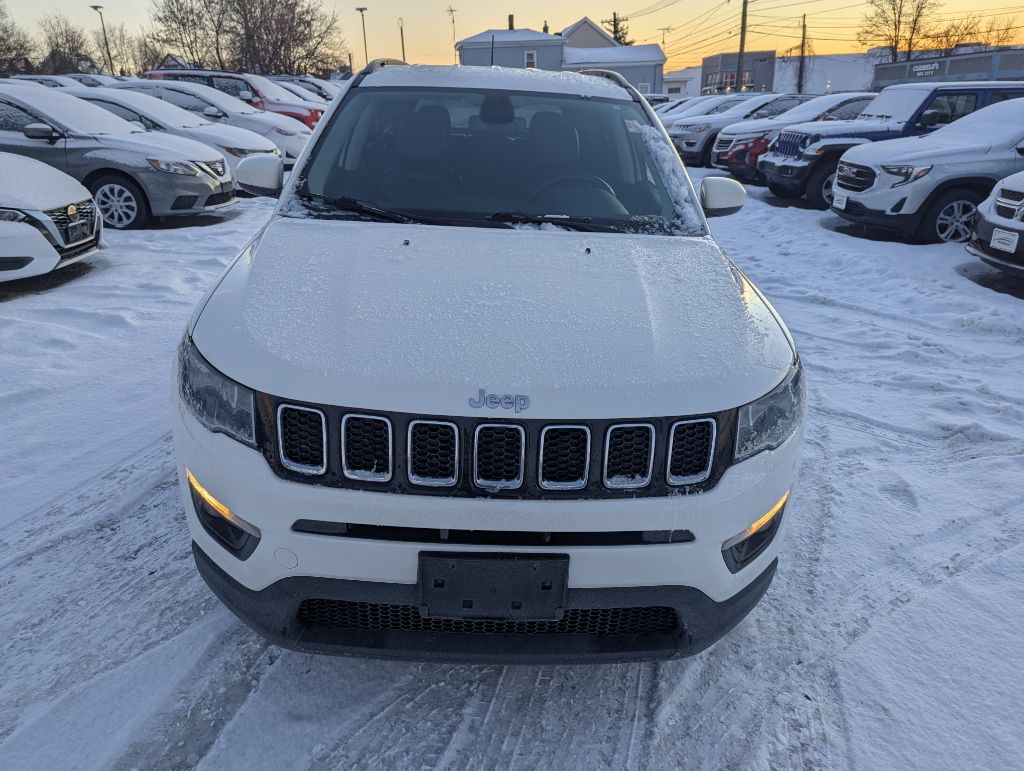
[533,174,615,200]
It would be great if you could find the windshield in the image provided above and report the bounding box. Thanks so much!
[673,96,736,118]
[295,87,705,236]
[105,90,208,128]
[769,95,845,123]
[170,81,261,114]
[714,95,775,118]
[860,88,930,121]
[246,73,306,103]
[927,100,1024,145]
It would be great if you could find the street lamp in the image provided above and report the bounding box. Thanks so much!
[398,17,405,62]
[355,7,368,69]
[89,5,115,75]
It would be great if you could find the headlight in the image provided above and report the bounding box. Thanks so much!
[273,127,297,137]
[735,363,805,462]
[881,164,932,187]
[177,336,256,447]
[0,209,26,222]
[222,147,250,157]
[148,159,202,176]
[692,123,712,133]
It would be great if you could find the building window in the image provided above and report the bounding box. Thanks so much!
[723,72,736,89]
[524,51,537,68]
[667,86,681,94]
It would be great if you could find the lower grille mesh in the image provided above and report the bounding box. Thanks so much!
[297,599,679,636]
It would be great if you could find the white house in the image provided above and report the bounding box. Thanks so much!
[664,67,701,96]
[456,16,666,94]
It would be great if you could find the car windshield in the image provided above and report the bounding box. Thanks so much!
[675,96,737,117]
[295,86,705,236]
[168,82,262,115]
[107,90,209,128]
[860,88,931,121]
[770,95,846,123]
[246,74,305,103]
[925,99,1024,145]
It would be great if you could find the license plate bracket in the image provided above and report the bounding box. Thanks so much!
[66,220,91,243]
[833,192,848,211]
[418,552,569,621]
[991,227,1020,254]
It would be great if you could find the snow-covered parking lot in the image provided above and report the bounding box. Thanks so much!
[1,170,1022,769]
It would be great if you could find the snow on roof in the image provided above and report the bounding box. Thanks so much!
[457,28,563,47]
[560,17,618,47]
[361,64,630,99]
[562,44,667,66]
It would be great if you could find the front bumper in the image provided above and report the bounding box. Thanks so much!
[174,398,802,660]
[969,214,1024,278]
[758,156,813,192]
[671,133,711,163]
[830,196,919,236]
[194,541,779,662]
[0,218,100,283]
[712,146,764,181]
[140,171,238,217]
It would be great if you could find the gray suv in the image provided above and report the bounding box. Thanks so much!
[0,84,236,229]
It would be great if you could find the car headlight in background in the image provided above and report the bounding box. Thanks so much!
[692,123,712,133]
[0,209,26,222]
[735,362,805,461]
[148,159,202,176]
[272,127,297,137]
[882,165,932,188]
[178,336,256,447]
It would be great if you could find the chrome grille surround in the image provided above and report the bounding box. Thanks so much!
[538,424,592,491]
[666,418,716,485]
[473,423,526,491]
[341,414,393,482]
[407,419,459,487]
[277,404,327,475]
[603,423,656,490]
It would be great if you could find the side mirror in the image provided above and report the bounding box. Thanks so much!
[23,123,59,142]
[238,90,254,102]
[236,154,284,197]
[1017,141,1024,157]
[203,106,223,118]
[919,110,940,128]
[701,176,746,218]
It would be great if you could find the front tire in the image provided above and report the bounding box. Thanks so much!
[805,160,838,210]
[89,175,150,230]
[916,189,983,244]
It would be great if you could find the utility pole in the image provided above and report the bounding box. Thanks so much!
[734,0,749,91]
[447,6,458,63]
[658,26,671,45]
[89,5,115,75]
[602,12,625,44]
[398,17,406,61]
[355,7,368,68]
[797,14,807,94]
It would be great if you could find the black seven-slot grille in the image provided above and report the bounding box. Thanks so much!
[266,397,726,499]
[297,599,679,636]
[836,162,876,192]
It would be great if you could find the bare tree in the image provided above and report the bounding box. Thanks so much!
[39,12,98,72]
[150,0,216,67]
[927,15,980,56]
[859,0,942,61]
[984,16,1018,47]
[224,0,347,74]
[0,0,36,73]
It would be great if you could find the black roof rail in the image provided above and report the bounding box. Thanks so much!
[350,58,408,88]
[578,68,643,103]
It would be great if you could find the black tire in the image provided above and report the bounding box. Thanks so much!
[767,179,801,199]
[914,188,984,244]
[805,160,839,210]
[88,174,151,230]
[698,134,717,168]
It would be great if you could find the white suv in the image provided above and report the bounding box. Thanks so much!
[832,98,1024,242]
[174,63,805,662]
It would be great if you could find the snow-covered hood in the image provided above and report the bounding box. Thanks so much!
[782,117,899,140]
[247,110,312,135]
[843,135,993,166]
[185,123,277,152]
[720,116,792,139]
[92,132,225,163]
[192,218,796,419]
[0,152,91,210]
[997,169,1024,193]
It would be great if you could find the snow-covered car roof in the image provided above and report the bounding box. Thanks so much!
[116,78,264,116]
[0,151,91,210]
[0,84,140,136]
[359,65,631,100]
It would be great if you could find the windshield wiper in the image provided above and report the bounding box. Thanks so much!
[296,191,417,224]
[488,212,617,232]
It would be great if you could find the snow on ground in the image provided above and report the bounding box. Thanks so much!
[1,173,1022,769]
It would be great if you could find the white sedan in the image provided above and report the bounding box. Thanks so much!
[0,152,102,283]
[65,86,280,172]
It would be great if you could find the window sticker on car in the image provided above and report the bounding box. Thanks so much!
[991,228,1020,254]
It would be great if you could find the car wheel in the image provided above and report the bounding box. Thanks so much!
[805,161,838,210]
[917,189,983,244]
[767,180,801,199]
[89,175,150,230]
[699,135,717,168]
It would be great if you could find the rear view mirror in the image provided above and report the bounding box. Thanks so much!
[238,90,254,102]
[203,106,223,118]
[701,176,746,218]
[919,110,940,128]
[236,154,284,197]
[23,123,58,142]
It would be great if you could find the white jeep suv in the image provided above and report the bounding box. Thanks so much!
[173,63,805,662]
